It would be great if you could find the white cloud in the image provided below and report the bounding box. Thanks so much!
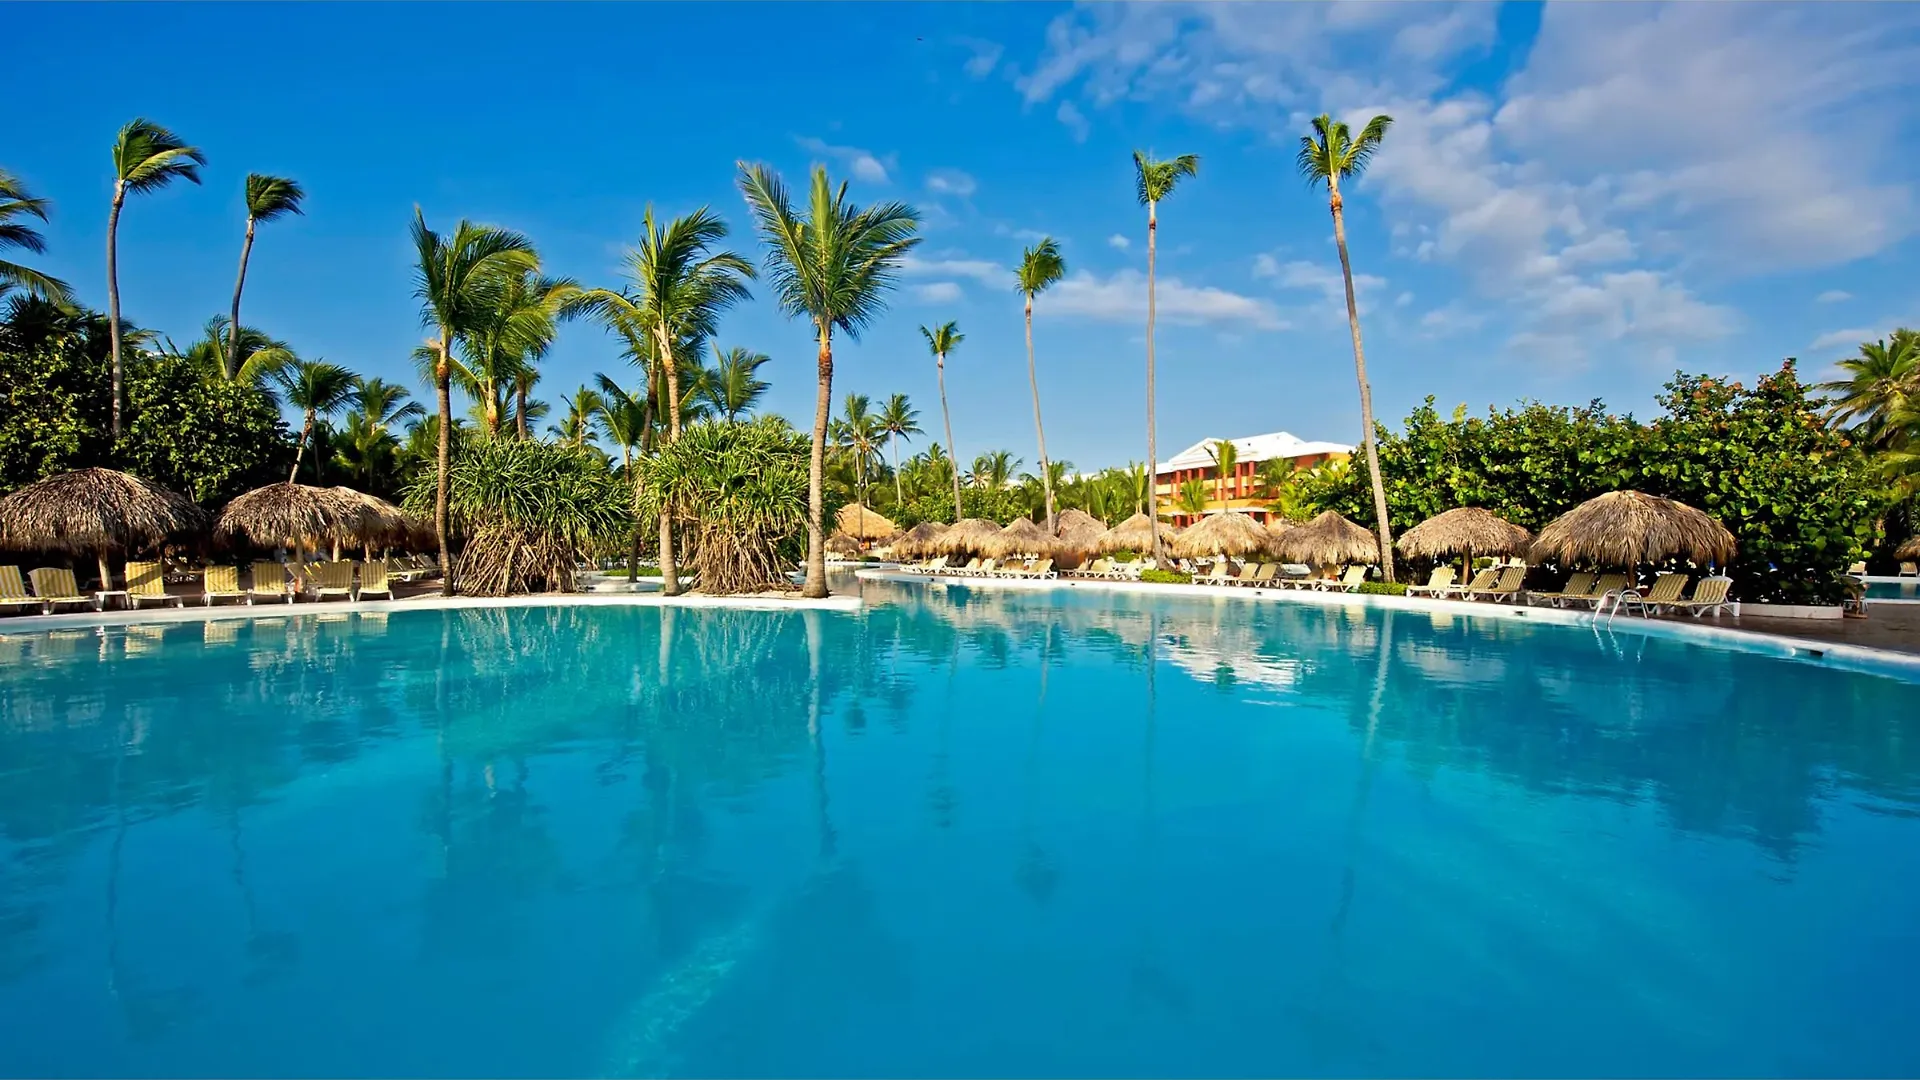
[957,37,1004,79]
[1394,291,1414,307]
[793,136,892,184]
[1041,270,1286,330]
[926,169,978,198]
[1056,100,1090,142]
[1260,257,1386,306]
[1810,327,1878,352]
[899,253,1008,288]
[1419,302,1485,337]
[1816,289,1853,304]
[913,282,965,304]
[1108,233,1130,250]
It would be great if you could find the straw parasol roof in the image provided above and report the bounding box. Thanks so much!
[826,531,862,557]
[327,486,411,545]
[217,482,365,549]
[1276,510,1380,566]
[1094,512,1183,554]
[1397,507,1531,560]
[1528,490,1735,567]
[986,517,1057,559]
[1170,510,1272,560]
[936,517,1007,557]
[0,468,208,583]
[890,521,949,560]
[1052,508,1107,561]
[1897,535,1920,561]
[836,503,898,542]
[1264,518,1296,556]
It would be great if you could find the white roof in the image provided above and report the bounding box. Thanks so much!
[1157,431,1352,472]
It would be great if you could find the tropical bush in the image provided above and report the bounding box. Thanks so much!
[894,487,1029,528]
[635,418,816,595]
[1356,581,1407,596]
[405,438,628,595]
[1139,568,1191,585]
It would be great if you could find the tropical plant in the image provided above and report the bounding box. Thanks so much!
[410,209,539,594]
[1132,149,1200,566]
[972,449,1020,491]
[441,268,578,438]
[832,392,887,508]
[1176,476,1210,516]
[277,358,356,482]
[352,376,424,435]
[1818,329,1919,448]
[635,418,817,594]
[228,174,304,370]
[702,344,772,422]
[592,374,650,578]
[737,161,921,597]
[0,168,71,303]
[331,411,400,492]
[919,321,967,519]
[107,120,206,436]
[1208,438,1238,504]
[167,315,295,395]
[1299,111,1397,581]
[878,392,922,507]
[1016,237,1066,530]
[554,385,603,447]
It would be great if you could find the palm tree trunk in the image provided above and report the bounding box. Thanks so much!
[435,332,455,596]
[622,445,638,583]
[802,325,833,599]
[653,326,682,596]
[228,217,256,379]
[938,353,963,520]
[289,412,313,483]
[1145,201,1167,569]
[1329,174,1396,582]
[106,187,126,439]
[516,384,529,440]
[891,438,903,508]
[1025,297,1055,531]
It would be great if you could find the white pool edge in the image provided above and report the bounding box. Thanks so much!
[857,569,1920,683]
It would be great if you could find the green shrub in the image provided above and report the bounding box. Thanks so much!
[1356,581,1408,596]
[1140,568,1192,585]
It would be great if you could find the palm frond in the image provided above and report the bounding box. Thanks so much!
[114,118,206,193]
[1018,237,1067,297]
[244,173,306,221]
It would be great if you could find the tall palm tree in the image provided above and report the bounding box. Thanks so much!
[410,209,539,593]
[0,168,71,302]
[1299,112,1397,581]
[595,374,650,580]
[834,393,887,508]
[1176,477,1210,518]
[277,359,355,482]
[449,269,577,438]
[919,321,966,519]
[108,120,206,436]
[1208,438,1238,504]
[703,344,772,422]
[555,385,603,447]
[737,162,921,597]
[1819,329,1920,447]
[228,174,304,371]
[879,393,922,507]
[352,375,424,435]
[1132,150,1200,568]
[1017,237,1066,530]
[972,449,1020,492]
[168,315,294,395]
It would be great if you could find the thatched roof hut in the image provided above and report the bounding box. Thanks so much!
[217,482,364,551]
[1276,510,1379,567]
[890,521,949,560]
[1264,518,1296,556]
[0,467,208,586]
[1052,509,1107,564]
[327,487,411,545]
[936,517,1007,558]
[986,517,1057,559]
[836,503,898,542]
[1398,507,1531,561]
[1897,535,1920,561]
[826,531,862,558]
[1170,511,1271,561]
[1094,512,1182,555]
[1528,490,1735,568]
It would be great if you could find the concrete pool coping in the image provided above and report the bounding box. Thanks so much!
[856,568,1920,683]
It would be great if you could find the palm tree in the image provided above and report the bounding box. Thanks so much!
[108,120,206,436]
[168,315,294,394]
[555,385,603,447]
[1299,112,1397,581]
[834,393,887,508]
[919,321,967,519]
[594,374,649,580]
[1208,438,1238,505]
[703,344,772,422]
[352,375,424,435]
[973,449,1020,492]
[1819,329,1920,447]
[0,169,71,302]
[738,162,921,598]
[410,209,539,593]
[228,174,304,371]
[277,359,355,482]
[1176,477,1210,518]
[878,393,922,507]
[1017,237,1066,531]
[446,269,577,438]
[1132,150,1200,568]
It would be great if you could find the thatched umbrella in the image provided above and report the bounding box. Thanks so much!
[826,532,862,558]
[890,521,949,560]
[1897,535,1920,561]
[1095,512,1183,555]
[936,517,1007,558]
[1398,507,1531,576]
[0,467,208,587]
[1263,518,1296,557]
[1276,510,1379,568]
[1170,510,1270,562]
[836,503,898,543]
[1528,490,1735,569]
[1052,509,1106,566]
[986,517,1056,559]
[217,482,363,555]
[327,487,411,552]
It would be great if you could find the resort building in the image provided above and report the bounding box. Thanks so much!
[1155,430,1352,525]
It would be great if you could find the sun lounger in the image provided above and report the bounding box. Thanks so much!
[124,561,183,609]
[1005,558,1056,580]
[29,567,96,612]
[1405,566,1456,597]
[248,561,294,604]
[911,555,949,575]
[202,565,248,606]
[1526,571,1596,608]
[1667,576,1734,617]
[1847,561,1868,577]
[1901,562,1919,579]
[1467,565,1528,603]
[1610,572,1689,618]
[946,557,979,576]
[1233,563,1279,587]
[1564,573,1629,610]
[970,558,998,577]
[358,559,395,601]
[1437,568,1497,599]
[0,566,46,614]
[1199,560,1236,585]
[1316,565,1370,592]
[307,560,357,601]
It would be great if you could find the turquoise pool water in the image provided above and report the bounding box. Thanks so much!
[1865,579,1920,601]
[3,584,1919,1078]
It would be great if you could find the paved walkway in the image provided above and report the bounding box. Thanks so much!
[1729,605,1920,656]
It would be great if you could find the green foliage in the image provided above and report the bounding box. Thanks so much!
[1139,568,1192,585]
[1356,581,1407,596]
[895,486,1029,528]
[636,417,815,593]
[119,351,291,503]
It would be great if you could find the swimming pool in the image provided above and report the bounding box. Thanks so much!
[1865,579,1920,602]
[3,584,1918,1077]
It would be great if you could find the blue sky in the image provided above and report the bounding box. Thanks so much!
[11,2,1920,472]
